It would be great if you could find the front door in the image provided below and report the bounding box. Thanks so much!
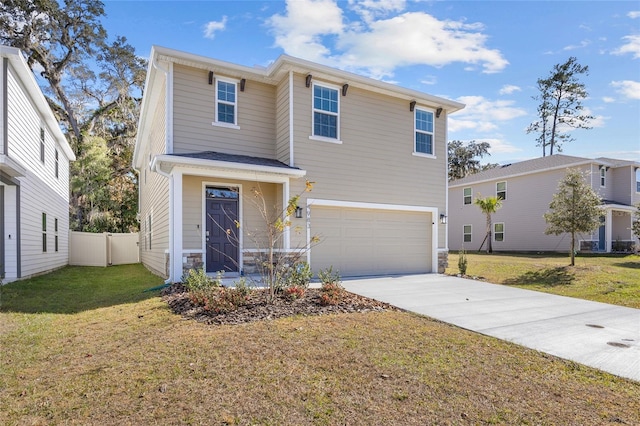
[205,187,239,273]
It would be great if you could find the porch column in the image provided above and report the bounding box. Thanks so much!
[283,180,290,251]
[605,209,613,253]
[171,170,183,282]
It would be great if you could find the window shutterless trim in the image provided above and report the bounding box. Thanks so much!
[463,187,472,205]
[414,107,435,156]
[213,76,240,129]
[494,222,505,242]
[496,181,507,200]
[463,224,472,243]
[311,82,340,141]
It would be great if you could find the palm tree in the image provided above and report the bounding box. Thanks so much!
[474,196,503,253]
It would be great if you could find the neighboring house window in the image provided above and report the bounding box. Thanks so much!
[463,187,472,205]
[494,223,504,242]
[463,225,472,243]
[215,78,237,126]
[312,83,339,140]
[415,108,434,155]
[636,168,640,193]
[147,214,152,250]
[600,167,606,187]
[496,181,507,200]
[40,128,45,163]
[54,218,58,252]
[55,149,59,178]
[42,213,47,252]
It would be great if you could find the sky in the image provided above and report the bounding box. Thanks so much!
[102,0,640,165]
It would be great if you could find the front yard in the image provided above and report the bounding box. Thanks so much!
[446,252,640,309]
[1,262,639,424]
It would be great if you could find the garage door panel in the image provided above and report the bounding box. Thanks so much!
[310,206,432,277]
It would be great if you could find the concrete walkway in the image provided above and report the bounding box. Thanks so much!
[341,274,640,382]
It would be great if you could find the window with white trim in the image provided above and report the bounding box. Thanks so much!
[42,212,47,252]
[494,223,504,242]
[414,108,434,155]
[600,167,606,187]
[312,83,339,140]
[54,218,59,252]
[463,187,472,205]
[147,214,152,250]
[496,181,506,200]
[55,149,59,178]
[40,128,45,163]
[463,225,472,243]
[215,78,237,126]
[636,168,640,193]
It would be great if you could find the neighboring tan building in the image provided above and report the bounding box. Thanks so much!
[133,46,464,282]
[0,46,75,282]
[449,155,640,253]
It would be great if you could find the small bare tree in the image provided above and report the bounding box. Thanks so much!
[206,180,319,302]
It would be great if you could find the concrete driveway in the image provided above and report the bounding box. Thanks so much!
[341,274,640,382]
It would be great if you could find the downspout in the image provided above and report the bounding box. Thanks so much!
[288,70,294,167]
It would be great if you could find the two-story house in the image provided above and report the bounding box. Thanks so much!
[0,46,75,282]
[449,155,640,254]
[133,46,464,282]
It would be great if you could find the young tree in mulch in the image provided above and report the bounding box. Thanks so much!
[544,168,603,266]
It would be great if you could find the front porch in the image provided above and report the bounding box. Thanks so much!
[579,203,637,253]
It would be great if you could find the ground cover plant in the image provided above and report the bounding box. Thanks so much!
[446,252,640,308]
[1,263,639,424]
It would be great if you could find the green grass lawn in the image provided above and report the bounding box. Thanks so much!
[1,263,639,424]
[446,252,640,309]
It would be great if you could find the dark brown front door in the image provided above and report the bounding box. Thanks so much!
[205,187,239,273]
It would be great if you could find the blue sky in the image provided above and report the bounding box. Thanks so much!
[103,0,640,164]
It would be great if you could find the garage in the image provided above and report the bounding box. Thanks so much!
[309,204,434,277]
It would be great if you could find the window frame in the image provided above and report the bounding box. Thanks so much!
[600,167,606,187]
[494,222,505,242]
[636,168,640,193]
[463,187,472,205]
[463,224,472,243]
[40,127,45,163]
[42,212,47,252]
[213,77,240,129]
[413,107,435,158]
[54,218,59,252]
[496,181,507,200]
[310,82,341,143]
[55,149,59,178]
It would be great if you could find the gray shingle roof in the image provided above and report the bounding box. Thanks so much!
[169,151,300,171]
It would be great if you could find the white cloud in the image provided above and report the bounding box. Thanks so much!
[602,96,615,103]
[612,34,640,59]
[628,11,640,19]
[499,84,521,95]
[478,138,522,154]
[420,75,438,85]
[266,0,344,63]
[563,39,591,51]
[204,16,228,39]
[455,95,528,122]
[266,1,508,78]
[611,80,640,100]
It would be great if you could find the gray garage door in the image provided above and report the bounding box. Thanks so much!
[310,206,432,277]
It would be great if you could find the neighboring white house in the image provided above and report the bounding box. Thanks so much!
[0,46,75,282]
[449,155,640,254]
[133,46,465,282]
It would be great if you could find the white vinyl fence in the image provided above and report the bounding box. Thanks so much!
[69,232,139,267]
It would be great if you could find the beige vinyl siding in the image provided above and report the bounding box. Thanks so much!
[275,77,290,164]
[449,166,594,252]
[181,176,279,251]
[139,81,170,277]
[172,64,277,159]
[610,166,632,206]
[289,73,447,248]
[5,62,70,278]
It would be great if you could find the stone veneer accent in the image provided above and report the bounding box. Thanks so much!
[182,252,204,277]
[437,250,449,274]
[242,250,304,275]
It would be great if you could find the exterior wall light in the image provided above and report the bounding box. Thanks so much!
[295,206,303,219]
[439,214,447,224]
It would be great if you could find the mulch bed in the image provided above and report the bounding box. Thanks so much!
[162,283,399,325]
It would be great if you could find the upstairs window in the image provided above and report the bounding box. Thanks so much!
[636,168,640,193]
[414,108,434,156]
[42,213,47,252]
[215,78,238,127]
[496,181,507,200]
[54,218,59,252]
[312,84,339,140]
[463,187,472,205]
[55,149,59,178]
[600,167,606,187]
[40,128,45,163]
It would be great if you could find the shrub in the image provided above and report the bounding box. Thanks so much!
[318,266,341,285]
[286,261,313,289]
[284,285,306,301]
[458,249,468,275]
[182,268,221,292]
[201,279,253,314]
[319,282,345,306]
